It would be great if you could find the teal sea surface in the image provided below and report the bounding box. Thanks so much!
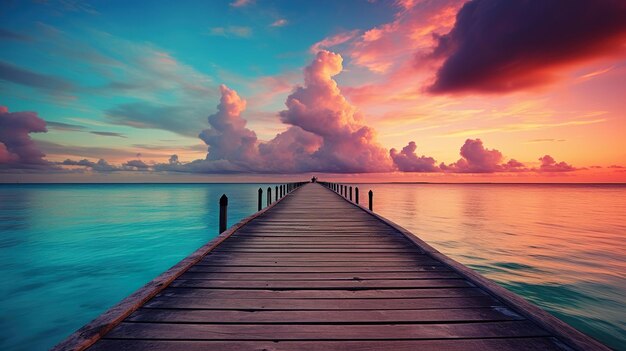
[0,183,624,350]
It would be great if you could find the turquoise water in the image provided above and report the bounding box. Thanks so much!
[0,183,273,351]
[0,183,624,350]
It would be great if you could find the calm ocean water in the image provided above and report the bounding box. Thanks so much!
[0,183,624,350]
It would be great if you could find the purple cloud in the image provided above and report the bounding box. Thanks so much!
[536,155,577,172]
[441,138,527,173]
[429,0,626,94]
[0,106,51,169]
[198,84,259,171]
[61,158,119,172]
[277,50,392,173]
[122,159,150,170]
[390,141,438,172]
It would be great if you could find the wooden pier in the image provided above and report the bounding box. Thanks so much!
[54,182,610,351]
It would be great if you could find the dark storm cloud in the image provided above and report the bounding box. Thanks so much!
[429,0,626,94]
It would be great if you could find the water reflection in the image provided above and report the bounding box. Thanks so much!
[364,183,626,350]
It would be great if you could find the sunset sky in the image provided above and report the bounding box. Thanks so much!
[1,0,625,182]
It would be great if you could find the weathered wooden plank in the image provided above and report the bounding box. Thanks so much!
[186,265,450,273]
[177,271,461,280]
[204,253,430,260]
[218,243,412,248]
[212,248,422,253]
[128,307,523,323]
[89,338,569,351]
[143,296,501,310]
[170,278,474,289]
[158,287,488,299]
[104,321,550,340]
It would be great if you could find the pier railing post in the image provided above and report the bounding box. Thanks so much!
[349,186,353,201]
[219,194,228,233]
[275,186,278,201]
[368,190,373,211]
[267,187,272,206]
[355,187,359,204]
[258,188,263,211]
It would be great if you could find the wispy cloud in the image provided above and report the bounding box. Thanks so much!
[442,118,607,138]
[0,60,74,92]
[89,131,126,138]
[0,28,33,42]
[526,138,566,144]
[270,19,288,27]
[46,121,87,131]
[577,66,614,81]
[207,26,252,38]
[310,30,359,53]
[230,0,254,7]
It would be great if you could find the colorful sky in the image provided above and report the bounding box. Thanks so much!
[1,0,625,182]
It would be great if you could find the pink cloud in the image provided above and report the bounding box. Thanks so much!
[310,30,360,54]
[270,19,288,27]
[536,155,578,172]
[441,138,527,173]
[390,141,438,172]
[347,0,464,73]
[230,0,253,7]
[189,51,392,173]
[0,105,51,169]
[278,50,393,172]
[198,84,259,171]
[258,126,322,173]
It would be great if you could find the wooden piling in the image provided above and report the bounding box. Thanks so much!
[218,194,227,234]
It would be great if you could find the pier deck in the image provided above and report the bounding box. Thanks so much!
[54,182,610,351]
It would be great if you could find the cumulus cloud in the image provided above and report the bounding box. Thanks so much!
[199,84,259,171]
[258,126,322,173]
[0,106,52,169]
[536,155,577,172]
[123,159,150,170]
[440,138,527,173]
[429,0,626,93]
[61,158,118,172]
[190,51,392,174]
[390,141,438,172]
[278,50,393,173]
[168,154,180,165]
